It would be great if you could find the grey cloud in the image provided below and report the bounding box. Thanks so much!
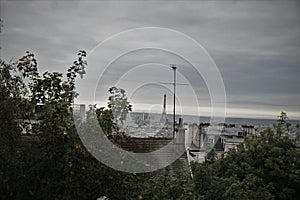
[1,0,299,119]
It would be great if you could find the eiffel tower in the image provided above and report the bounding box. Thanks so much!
[160,94,167,124]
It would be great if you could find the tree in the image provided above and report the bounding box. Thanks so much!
[4,50,299,200]
[0,59,28,198]
[1,51,140,200]
[0,59,23,156]
[107,86,132,126]
[205,148,217,163]
[296,123,300,141]
[191,112,300,200]
[278,111,288,125]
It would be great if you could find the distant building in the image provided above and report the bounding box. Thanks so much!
[187,123,257,163]
[20,104,45,134]
[73,104,86,121]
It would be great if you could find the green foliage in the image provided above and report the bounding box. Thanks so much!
[87,86,133,141]
[1,51,194,200]
[118,168,196,200]
[278,111,288,125]
[205,148,217,163]
[0,58,32,157]
[87,102,128,143]
[277,111,288,134]
[2,50,299,200]
[108,86,132,125]
[87,104,117,138]
[191,113,300,200]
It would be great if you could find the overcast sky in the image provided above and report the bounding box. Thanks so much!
[1,0,300,120]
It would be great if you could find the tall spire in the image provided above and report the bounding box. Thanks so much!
[160,94,167,124]
[163,94,166,110]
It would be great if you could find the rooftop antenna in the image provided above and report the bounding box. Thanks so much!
[171,64,177,138]
[159,64,188,138]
